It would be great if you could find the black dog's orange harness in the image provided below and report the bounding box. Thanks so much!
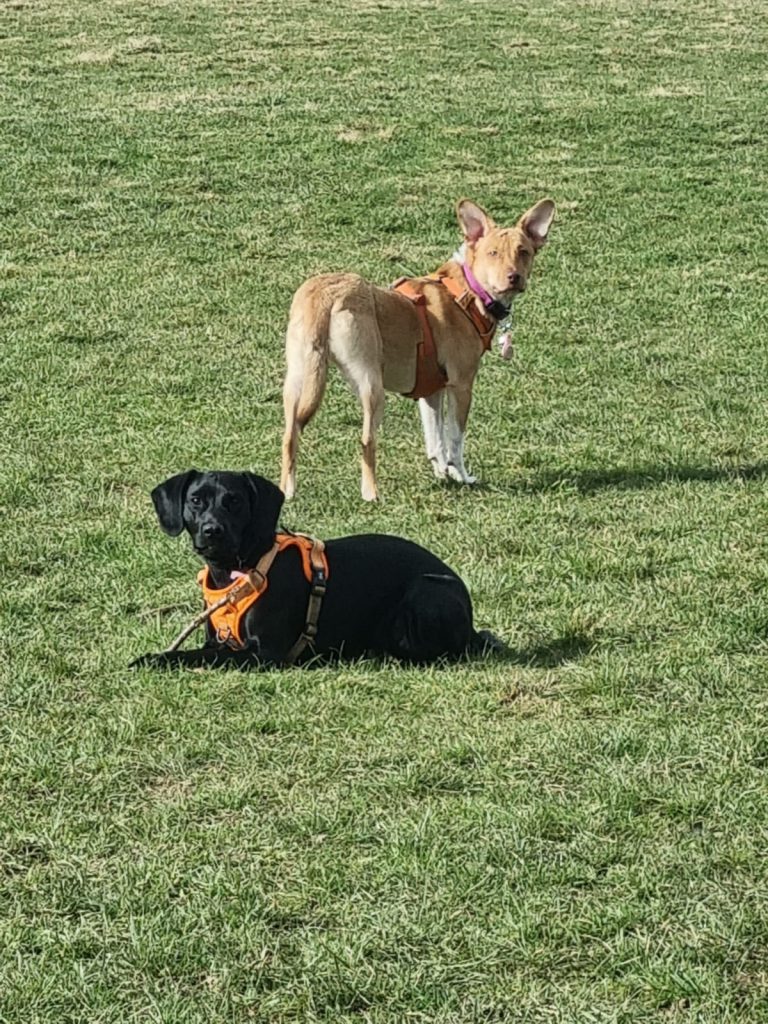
[392,271,497,400]
[165,532,329,664]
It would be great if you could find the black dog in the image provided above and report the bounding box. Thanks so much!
[131,470,503,669]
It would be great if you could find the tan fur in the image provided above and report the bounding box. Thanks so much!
[281,199,555,500]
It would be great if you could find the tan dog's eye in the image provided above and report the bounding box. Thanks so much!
[488,249,499,258]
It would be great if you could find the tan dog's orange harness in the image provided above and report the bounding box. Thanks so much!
[392,271,497,400]
[164,532,329,665]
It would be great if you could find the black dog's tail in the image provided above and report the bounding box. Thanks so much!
[468,629,509,657]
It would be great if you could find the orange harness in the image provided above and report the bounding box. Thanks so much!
[196,531,329,661]
[392,270,497,400]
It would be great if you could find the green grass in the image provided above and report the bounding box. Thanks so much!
[2,0,768,1019]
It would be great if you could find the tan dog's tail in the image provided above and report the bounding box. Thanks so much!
[280,292,331,499]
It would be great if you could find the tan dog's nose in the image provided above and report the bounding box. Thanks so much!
[508,271,522,289]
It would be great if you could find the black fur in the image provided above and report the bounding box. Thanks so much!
[132,470,505,670]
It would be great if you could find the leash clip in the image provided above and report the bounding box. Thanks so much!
[486,298,511,321]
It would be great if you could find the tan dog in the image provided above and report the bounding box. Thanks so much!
[280,198,555,500]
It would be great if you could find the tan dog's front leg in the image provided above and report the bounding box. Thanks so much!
[418,392,449,479]
[360,384,385,501]
[444,386,476,485]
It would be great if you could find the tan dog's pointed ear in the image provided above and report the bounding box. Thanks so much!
[457,199,496,244]
[519,199,556,249]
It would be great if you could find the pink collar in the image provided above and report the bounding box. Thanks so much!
[462,262,495,307]
[462,263,510,321]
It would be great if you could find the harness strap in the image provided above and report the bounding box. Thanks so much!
[428,271,496,351]
[164,541,280,653]
[392,269,498,400]
[166,533,329,663]
[283,537,328,665]
[392,277,448,400]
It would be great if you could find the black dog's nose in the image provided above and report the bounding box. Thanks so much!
[201,522,223,540]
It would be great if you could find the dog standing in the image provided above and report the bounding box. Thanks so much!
[280,198,555,500]
[131,470,503,669]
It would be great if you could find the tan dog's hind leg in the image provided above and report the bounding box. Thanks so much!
[281,310,329,499]
[418,392,448,479]
[325,297,386,501]
[360,383,385,501]
[444,385,476,485]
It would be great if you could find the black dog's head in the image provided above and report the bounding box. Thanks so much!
[150,470,284,572]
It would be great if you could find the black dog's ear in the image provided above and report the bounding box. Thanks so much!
[150,470,199,536]
[243,473,285,533]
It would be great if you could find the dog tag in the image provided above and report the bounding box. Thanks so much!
[497,312,514,360]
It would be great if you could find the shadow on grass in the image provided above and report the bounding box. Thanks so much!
[505,632,598,668]
[504,460,768,495]
[129,639,597,674]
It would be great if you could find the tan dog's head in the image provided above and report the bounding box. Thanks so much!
[456,198,555,305]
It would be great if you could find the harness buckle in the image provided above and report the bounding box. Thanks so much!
[456,288,474,311]
[310,567,327,596]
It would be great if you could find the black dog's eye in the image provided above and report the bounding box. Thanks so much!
[189,495,203,507]
[223,494,242,509]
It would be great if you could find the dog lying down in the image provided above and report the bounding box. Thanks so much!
[131,470,504,670]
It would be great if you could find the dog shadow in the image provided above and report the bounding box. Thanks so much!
[460,629,598,670]
[503,632,597,668]
[497,460,768,495]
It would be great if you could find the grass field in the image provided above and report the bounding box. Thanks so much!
[3,0,768,1020]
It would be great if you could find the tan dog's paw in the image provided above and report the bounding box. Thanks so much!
[446,465,477,485]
